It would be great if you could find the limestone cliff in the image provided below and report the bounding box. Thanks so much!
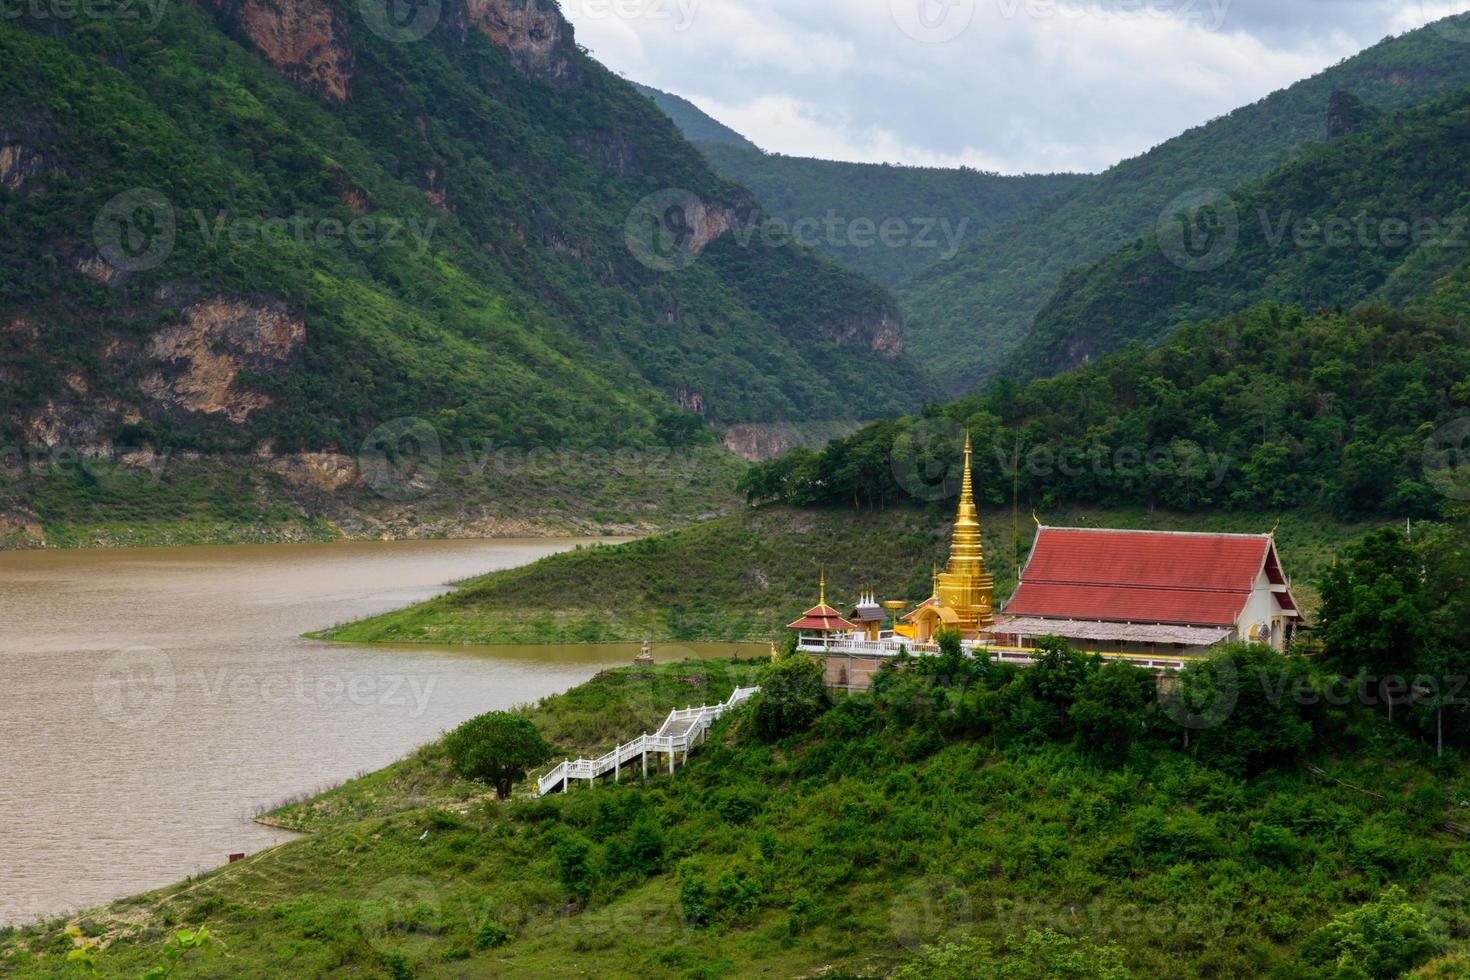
[203,0,355,102]
[140,296,306,423]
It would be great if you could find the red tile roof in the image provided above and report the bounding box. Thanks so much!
[788,603,858,633]
[1005,527,1276,627]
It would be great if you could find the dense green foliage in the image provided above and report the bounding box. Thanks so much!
[442,712,552,800]
[318,502,1370,647]
[13,641,1470,977]
[1019,87,1470,376]
[898,16,1470,392]
[747,645,830,741]
[742,303,1470,519]
[0,3,924,463]
[1318,521,1470,755]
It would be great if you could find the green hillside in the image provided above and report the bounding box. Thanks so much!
[741,303,1470,521]
[1017,89,1470,375]
[899,15,1470,393]
[634,82,1089,287]
[0,1,928,472]
[317,503,1375,648]
[11,643,1470,978]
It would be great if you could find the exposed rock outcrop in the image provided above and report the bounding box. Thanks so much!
[266,451,358,492]
[140,297,305,423]
[205,0,355,102]
[463,0,578,79]
[0,142,47,193]
[821,311,904,358]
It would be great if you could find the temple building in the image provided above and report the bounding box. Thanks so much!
[993,525,1302,655]
[789,429,1305,688]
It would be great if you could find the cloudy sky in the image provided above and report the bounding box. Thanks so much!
[560,0,1470,174]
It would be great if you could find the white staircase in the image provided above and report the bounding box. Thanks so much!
[536,686,760,796]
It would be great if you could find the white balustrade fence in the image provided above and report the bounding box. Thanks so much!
[536,686,760,796]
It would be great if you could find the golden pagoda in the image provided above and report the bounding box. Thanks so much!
[903,432,995,640]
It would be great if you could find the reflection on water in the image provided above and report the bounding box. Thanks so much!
[0,539,759,925]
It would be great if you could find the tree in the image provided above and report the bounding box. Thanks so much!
[1317,528,1430,691]
[1069,660,1157,758]
[1300,886,1436,979]
[1164,643,1315,774]
[442,712,552,800]
[749,649,831,741]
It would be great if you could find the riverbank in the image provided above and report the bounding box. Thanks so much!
[0,447,745,550]
[317,504,1385,647]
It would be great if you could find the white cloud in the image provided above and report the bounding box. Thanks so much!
[565,0,1462,173]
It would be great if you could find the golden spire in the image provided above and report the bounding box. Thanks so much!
[819,567,827,607]
[947,430,984,576]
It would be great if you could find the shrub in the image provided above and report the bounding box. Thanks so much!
[442,712,552,800]
[749,651,830,741]
[1300,886,1436,978]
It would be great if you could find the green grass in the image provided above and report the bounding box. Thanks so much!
[5,660,1469,978]
[316,504,1382,648]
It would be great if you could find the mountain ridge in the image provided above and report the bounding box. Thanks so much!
[898,16,1470,393]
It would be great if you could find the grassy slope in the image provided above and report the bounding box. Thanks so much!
[0,445,746,549]
[317,504,1382,647]
[897,17,1470,393]
[6,662,1470,978]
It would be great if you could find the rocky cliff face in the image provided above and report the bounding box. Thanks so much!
[463,0,576,79]
[203,0,355,102]
[140,296,306,423]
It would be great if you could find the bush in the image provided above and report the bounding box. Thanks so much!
[442,712,552,800]
[749,651,830,741]
[1300,886,1437,978]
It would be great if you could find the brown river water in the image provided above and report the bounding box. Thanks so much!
[0,539,760,925]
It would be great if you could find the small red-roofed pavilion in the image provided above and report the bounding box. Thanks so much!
[787,571,857,636]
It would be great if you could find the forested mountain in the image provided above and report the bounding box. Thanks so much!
[1015,88,1470,376]
[0,1,928,466]
[741,302,1470,521]
[635,83,1090,286]
[631,82,756,150]
[899,15,1470,393]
